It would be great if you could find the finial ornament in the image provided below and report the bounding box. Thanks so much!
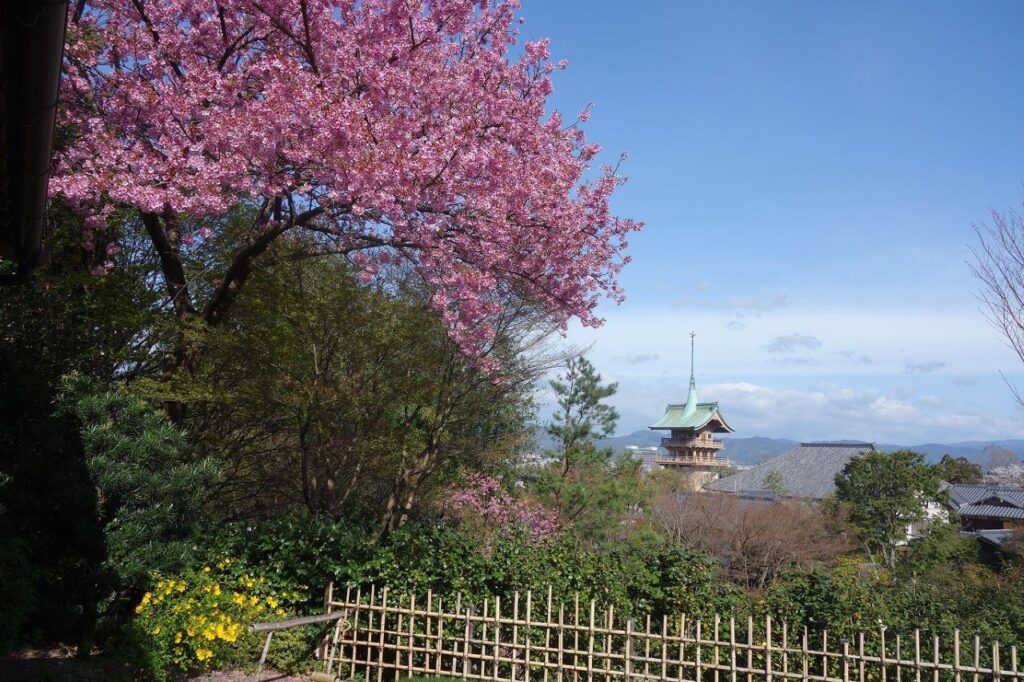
[683,331,698,414]
[690,331,696,382]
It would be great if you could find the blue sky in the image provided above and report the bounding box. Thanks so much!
[520,1,1024,443]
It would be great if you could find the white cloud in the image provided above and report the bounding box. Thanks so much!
[546,304,1024,442]
[762,333,823,354]
[615,380,1024,443]
[904,360,949,374]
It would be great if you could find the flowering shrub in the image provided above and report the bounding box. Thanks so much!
[131,558,302,677]
[446,474,560,541]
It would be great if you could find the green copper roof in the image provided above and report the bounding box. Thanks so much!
[649,402,733,431]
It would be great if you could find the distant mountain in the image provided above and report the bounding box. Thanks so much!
[532,429,797,466]
[718,436,799,465]
[877,440,1024,466]
[531,428,1024,469]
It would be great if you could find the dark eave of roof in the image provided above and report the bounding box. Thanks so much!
[0,1,68,284]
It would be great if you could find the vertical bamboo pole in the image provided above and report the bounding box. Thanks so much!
[602,606,610,679]
[408,593,417,678]
[765,617,773,682]
[933,636,940,682]
[483,599,491,680]
[858,633,865,682]
[574,595,582,682]
[395,592,405,677]
[453,594,464,679]
[730,618,738,682]
[378,588,389,682]
[994,642,1002,682]
[881,626,887,682]
[353,587,364,681]
[625,619,634,682]
[525,591,533,682]
[587,600,596,682]
[746,617,753,682]
[781,622,788,680]
[643,614,652,682]
[800,628,808,682]
[696,620,703,682]
[436,597,445,678]
[953,630,961,682]
[663,614,671,682]
[365,586,376,681]
[494,596,502,682]
[822,631,828,681]
[461,604,472,680]
[974,635,981,682]
[914,631,921,682]
[842,640,850,682]
[425,590,433,675]
[678,614,687,682]
[714,615,721,682]
[513,592,521,682]
[544,588,553,682]
[557,601,566,682]
[896,635,903,682]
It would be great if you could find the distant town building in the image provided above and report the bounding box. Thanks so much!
[625,445,663,474]
[707,442,878,499]
[648,333,734,488]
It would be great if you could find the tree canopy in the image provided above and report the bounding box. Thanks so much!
[54,0,640,371]
[835,450,944,568]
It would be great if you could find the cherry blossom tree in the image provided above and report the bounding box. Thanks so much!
[446,473,560,541]
[54,0,639,389]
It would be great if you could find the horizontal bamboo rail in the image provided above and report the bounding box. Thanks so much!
[322,586,1021,682]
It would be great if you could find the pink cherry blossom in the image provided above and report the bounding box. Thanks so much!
[52,0,641,361]
[446,473,560,541]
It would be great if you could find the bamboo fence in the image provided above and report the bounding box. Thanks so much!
[322,586,1020,682]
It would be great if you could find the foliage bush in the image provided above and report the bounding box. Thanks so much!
[127,559,302,680]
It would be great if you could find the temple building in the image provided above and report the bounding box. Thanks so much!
[649,333,734,486]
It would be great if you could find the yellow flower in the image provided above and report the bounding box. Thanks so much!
[196,647,213,661]
[203,566,211,573]
[276,608,286,618]
[203,626,217,641]
[176,582,186,592]
[152,626,161,635]
[266,596,278,609]
[175,632,183,644]
[213,585,221,596]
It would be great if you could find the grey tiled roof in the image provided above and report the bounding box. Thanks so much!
[706,442,877,499]
[949,484,1024,520]
[957,504,1024,520]
[950,484,1024,508]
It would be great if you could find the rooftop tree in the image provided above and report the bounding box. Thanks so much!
[54,0,639,418]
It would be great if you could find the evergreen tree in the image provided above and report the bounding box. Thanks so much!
[535,358,647,543]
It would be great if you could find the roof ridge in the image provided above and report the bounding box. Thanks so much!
[798,441,876,447]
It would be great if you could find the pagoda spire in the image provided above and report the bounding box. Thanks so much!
[683,331,698,415]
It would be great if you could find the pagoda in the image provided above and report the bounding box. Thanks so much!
[649,332,734,484]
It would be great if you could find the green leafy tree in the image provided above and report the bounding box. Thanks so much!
[835,450,944,568]
[184,248,548,533]
[59,376,220,654]
[761,469,786,495]
[535,358,648,543]
[933,454,983,484]
[0,205,163,653]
